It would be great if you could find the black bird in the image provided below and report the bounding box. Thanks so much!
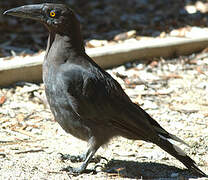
[4,4,207,177]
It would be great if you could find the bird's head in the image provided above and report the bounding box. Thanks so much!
[4,3,84,51]
[4,3,79,32]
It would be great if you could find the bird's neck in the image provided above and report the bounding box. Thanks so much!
[45,29,85,63]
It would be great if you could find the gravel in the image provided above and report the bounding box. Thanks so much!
[0,52,208,179]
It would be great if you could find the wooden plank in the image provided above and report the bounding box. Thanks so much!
[1,37,208,87]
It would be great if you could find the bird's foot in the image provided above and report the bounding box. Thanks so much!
[93,162,108,172]
[91,155,108,164]
[59,153,108,164]
[61,165,96,175]
[59,153,84,162]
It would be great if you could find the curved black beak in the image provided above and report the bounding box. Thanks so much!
[4,4,44,21]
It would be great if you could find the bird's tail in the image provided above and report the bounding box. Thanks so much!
[154,136,207,177]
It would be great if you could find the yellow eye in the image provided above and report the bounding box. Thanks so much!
[50,11,56,17]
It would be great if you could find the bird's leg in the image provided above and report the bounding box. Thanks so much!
[62,137,100,174]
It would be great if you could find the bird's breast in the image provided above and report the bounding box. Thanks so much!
[42,65,91,141]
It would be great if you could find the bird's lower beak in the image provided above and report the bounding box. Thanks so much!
[4,4,44,21]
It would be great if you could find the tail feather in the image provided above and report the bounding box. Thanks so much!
[154,136,207,177]
[134,104,190,147]
[168,133,190,147]
[153,126,190,147]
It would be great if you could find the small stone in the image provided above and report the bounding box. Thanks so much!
[114,30,136,41]
[86,39,108,48]
[142,100,158,110]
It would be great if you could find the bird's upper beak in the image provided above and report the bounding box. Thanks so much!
[4,4,44,21]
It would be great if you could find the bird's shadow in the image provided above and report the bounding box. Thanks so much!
[101,159,201,179]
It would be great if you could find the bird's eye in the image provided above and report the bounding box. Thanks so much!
[49,10,56,17]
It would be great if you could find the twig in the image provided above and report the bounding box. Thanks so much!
[33,91,49,108]
[12,129,37,138]
[169,106,198,113]
[140,91,172,96]
[47,171,66,174]
[160,74,183,80]
[0,139,44,146]
[15,148,47,154]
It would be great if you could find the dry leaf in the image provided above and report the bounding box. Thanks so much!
[196,66,206,75]
[149,60,158,68]
[0,95,6,105]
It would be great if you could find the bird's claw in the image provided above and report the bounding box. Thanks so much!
[61,166,80,175]
[93,162,107,172]
[92,155,108,164]
[58,153,108,164]
[58,153,84,162]
[61,165,96,175]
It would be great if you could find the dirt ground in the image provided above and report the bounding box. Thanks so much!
[0,52,208,179]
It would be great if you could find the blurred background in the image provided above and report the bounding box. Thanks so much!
[0,0,208,57]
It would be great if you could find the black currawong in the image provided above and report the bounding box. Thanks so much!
[4,3,207,177]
